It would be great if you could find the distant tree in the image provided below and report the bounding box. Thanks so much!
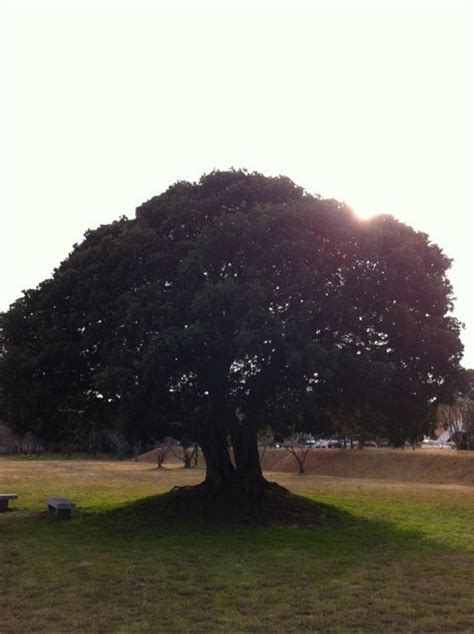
[437,396,474,450]
[193,444,200,467]
[257,426,274,463]
[171,442,199,469]
[18,432,44,456]
[0,170,463,505]
[87,429,102,456]
[463,401,474,450]
[283,433,313,474]
[153,440,171,469]
[460,368,474,399]
[328,409,360,449]
[108,431,129,460]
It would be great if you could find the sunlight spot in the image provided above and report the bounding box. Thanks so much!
[353,206,377,221]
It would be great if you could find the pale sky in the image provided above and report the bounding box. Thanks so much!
[1,0,473,366]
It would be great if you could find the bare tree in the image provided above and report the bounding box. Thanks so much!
[87,429,102,457]
[283,434,313,474]
[171,441,199,468]
[108,431,129,460]
[257,426,274,464]
[437,398,470,450]
[154,439,172,469]
[18,432,44,456]
[192,443,200,467]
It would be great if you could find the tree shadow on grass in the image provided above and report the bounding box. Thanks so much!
[33,484,451,564]
[24,478,471,568]
[7,490,473,634]
[83,483,354,529]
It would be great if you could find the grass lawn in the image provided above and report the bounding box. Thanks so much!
[1,457,473,633]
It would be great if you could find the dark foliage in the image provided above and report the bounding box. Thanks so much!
[0,169,463,490]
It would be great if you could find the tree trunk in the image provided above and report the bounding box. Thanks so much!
[201,426,235,492]
[199,414,266,501]
[230,414,265,496]
[196,394,269,503]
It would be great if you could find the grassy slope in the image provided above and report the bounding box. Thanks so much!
[139,446,474,486]
[1,458,473,633]
[262,448,474,486]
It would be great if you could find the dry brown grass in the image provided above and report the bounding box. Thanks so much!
[139,445,474,486]
[262,447,474,485]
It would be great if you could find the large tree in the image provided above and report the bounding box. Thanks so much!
[0,170,463,497]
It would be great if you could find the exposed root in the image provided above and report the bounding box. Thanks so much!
[170,485,196,492]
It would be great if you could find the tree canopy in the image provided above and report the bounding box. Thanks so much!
[0,170,464,492]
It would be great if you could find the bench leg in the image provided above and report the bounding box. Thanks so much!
[0,500,9,512]
[56,509,72,518]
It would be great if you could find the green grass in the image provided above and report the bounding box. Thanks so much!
[1,458,474,632]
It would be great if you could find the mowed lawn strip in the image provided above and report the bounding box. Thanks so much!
[1,457,473,633]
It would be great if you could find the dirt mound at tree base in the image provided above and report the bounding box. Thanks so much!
[107,482,352,527]
[261,448,474,486]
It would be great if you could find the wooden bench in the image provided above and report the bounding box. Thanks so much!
[47,497,76,517]
[0,494,18,512]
